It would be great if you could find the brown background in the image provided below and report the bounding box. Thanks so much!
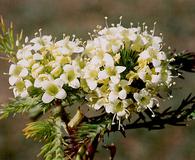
[0,0,195,160]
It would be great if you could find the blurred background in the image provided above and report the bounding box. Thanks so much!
[0,0,195,159]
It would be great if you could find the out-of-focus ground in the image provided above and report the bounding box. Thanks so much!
[0,0,195,160]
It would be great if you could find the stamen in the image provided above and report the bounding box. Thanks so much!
[25,36,29,43]
[152,21,157,36]
[112,114,117,125]
[88,32,93,40]
[104,16,108,28]
[72,34,76,41]
[63,33,66,39]
[130,22,133,28]
[119,16,123,26]
[39,28,42,37]
[148,107,155,117]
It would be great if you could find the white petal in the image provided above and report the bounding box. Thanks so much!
[111,44,121,53]
[55,89,67,99]
[119,90,127,100]
[152,59,161,67]
[18,59,30,67]
[60,74,68,84]
[94,99,105,110]
[69,79,80,89]
[108,92,118,102]
[133,93,140,102]
[151,75,161,83]
[98,70,108,80]
[42,81,50,90]
[155,67,162,73]
[116,66,126,73]
[139,50,150,60]
[24,80,32,88]
[19,68,28,77]
[73,47,84,53]
[9,76,18,85]
[110,75,120,84]
[158,52,166,60]
[9,64,15,74]
[32,44,42,51]
[138,70,146,80]
[104,53,114,67]
[34,79,41,88]
[54,78,64,87]
[117,110,126,117]
[63,64,73,71]
[33,53,43,60]
[58,47,70,55]
[20,90,28,98]
[105,104,113,114]
[42,93,54,103]
[90,56,100,66]
[87,79,97,90]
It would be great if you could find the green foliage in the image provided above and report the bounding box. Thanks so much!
[0,96,50,119]
[170,51,195,77]
[0,16,23,61]
[118,47,139,78]
[24,117,65,160]
[77,119,111,139]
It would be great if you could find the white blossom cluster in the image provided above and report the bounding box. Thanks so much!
[81,22,173,120]
[9,33,84,103]
[8,21,173,120]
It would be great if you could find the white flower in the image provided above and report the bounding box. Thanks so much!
[83,64,100,90]
[31,63,44,78]
[42,79,66,103]
[55,37,84,55]
[34,74,53,88]
[60,64,80,89]
[133,89,154,109]
[30,35,52,51]
[13,79,32,98]
[9,64,28,85]
[93,98,108,110]
[151,36,162,49]
[105,99,131,117]
[99,66,126,84]
[108,80,130,102]
[131,35,148,52]
[16,45,32,60]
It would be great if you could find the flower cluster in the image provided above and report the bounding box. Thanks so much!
[9,33,84,103]
[81,22,173,120]
[8,20,173,121]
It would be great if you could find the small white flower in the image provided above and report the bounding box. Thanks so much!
[83,64,99,90]
[105,99,131,117]
[16,45,32,60]
[93,98,108,110]
[60,64,80,89]
[13,79,32,98]
[105,66,126,84]
[9,64,28,85]
[42,79,66,103]
[34,74,53,88]
[133,89,154,109]
[31,35,52,51]
[31,63,44,78]
[108,80,130,102]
